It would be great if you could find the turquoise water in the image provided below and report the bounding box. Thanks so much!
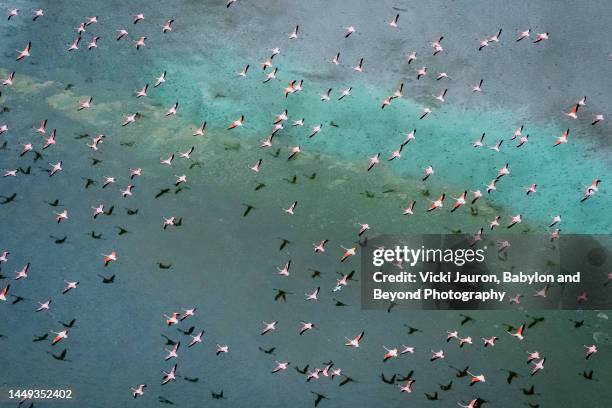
[0,0,611,407]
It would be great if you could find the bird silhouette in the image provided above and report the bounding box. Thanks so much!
[273,289,292,302]
[98,274,115,284]
[312,392,329,407]
[278,238,292,251]
[581,370,594,380]
[33,333,49,342]
[258,346,276,355]
[0,193,17,204]
[424,391,439,400]
[211,390,224,399]
[295,364,309,374]
[396,370,414,382]
[381,372,396,384]
[49,349,68,361]
[242,204,255,217]
[439,380,453,391]
[522,385,536,395]
[155,188,171,199]
[59,319,76,328]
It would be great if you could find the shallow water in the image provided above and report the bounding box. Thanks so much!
[0,0,611,407]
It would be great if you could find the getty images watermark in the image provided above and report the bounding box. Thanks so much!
[361,234,610,310]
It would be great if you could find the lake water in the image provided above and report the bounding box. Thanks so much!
[0,0,610,407]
